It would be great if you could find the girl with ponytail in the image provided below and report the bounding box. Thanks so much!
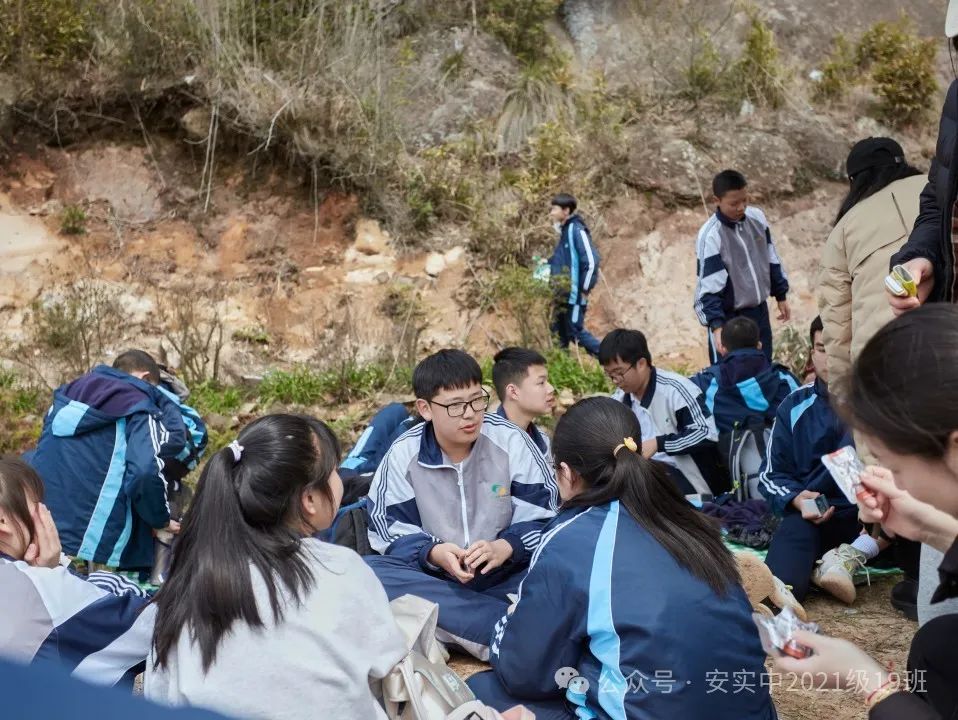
[467,397,775,720]
[146,414,406,720]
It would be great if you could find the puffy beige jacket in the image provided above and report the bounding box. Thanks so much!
[819,174,925,389]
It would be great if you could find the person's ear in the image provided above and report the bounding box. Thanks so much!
[757,341,763,350]
[507,382,521,401]
[416,398,433,422]
[301,486,320,519]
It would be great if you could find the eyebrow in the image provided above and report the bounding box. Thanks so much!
[438,390,485,402]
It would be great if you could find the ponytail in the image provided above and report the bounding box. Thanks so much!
[152,414,340,672]
[555,398,739,595]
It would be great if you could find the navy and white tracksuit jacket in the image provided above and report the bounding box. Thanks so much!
[694,207,789,329]
[612,368,720,495]
[487,501,775,720]
[690,349,799,433]
[366,413,557,568]
[757,379,853,516]
[495,404,551,460]
[0,554,153,687]
[549,214,600,306]
[29,366,189,569]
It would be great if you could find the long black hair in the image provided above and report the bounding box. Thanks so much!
[849,304,958,459]
[151,413,341,672]
[835,160,922,224]
[552,397,739,594]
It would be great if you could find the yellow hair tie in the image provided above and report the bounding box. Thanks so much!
[613,437,638,458]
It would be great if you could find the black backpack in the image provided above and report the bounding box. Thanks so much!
[327,473,374,555]
[718,416,771,502]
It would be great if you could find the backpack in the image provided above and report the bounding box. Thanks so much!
[719,416,770,502]
[328,499,374,556]
[381,595,525,720]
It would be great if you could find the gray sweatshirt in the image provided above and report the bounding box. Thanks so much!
[145,539,406,720]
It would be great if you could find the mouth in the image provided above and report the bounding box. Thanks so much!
[460,423,479,434]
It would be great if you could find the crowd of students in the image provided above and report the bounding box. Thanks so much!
[7,19,958,718]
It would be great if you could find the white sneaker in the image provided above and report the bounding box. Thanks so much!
[812,544,868,604]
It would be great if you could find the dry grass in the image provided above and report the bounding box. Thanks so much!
[449,577,914,720]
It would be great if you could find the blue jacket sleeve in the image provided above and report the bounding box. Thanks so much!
[490,541,585,698]
[757,404,804,515]
[365,447,440,568]
[695,226,729,328]
[572,222,599,296]
[656,379,719,456]
[495,427,558,567]
[766,225,789,301]
[124,413,172,530]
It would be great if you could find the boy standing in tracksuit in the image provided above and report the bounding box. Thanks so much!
[759,318,880,602]
[365,349,557,660]
[695,169,791,364]
[549,193,601,357]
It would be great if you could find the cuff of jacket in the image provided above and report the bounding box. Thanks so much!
[931,537,958,604]
[656,435,667,454]
[774,293,788,302]
[417,539,443,571]
[497,531,529,566]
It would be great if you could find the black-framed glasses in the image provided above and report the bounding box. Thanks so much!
[429,391,491,418]
[604,363,635,383]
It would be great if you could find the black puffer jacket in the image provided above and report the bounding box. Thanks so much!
[892,79,958,302]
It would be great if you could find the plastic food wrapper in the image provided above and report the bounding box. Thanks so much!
[821,446,873,504]
[753,607,819,659]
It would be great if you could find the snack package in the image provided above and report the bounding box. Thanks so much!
[753,607,820,659]
[821,446,874,504]
[884,264,917,298]
[800,495,830,517]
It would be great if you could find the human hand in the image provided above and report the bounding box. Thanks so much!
[791,490,834,525]
[773,630,890,697]
[711,327,725,357]
[858,466,958,552]
[163,519,182,535]
[641,438,658,459]
[464,539,513,575]
[24,503,62,569]
[887,258,933,316]
[428,543,474,583]
[777,300,791,322]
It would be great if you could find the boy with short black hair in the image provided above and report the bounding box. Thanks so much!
[599,329,722,496]
[365,349,557,659]
[690,316,798,433]
[491,347,555,458]
[695,169,791,364]
[548,193,601,357]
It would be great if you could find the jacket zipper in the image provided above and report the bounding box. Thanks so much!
[456,465,471,547]
[737,226,762,306]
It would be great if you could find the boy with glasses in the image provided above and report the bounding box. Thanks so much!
[599,329,722,496]
[365,349,557,659]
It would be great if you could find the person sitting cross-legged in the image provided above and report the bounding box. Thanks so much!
[365,349,557,660]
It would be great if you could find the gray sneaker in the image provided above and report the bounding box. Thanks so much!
[812,544,869,604]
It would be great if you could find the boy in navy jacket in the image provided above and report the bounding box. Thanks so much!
[549,193,601,357]
[759,318,882,602]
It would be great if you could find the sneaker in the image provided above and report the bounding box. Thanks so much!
[890,579,919,621]
[812,544,869,604]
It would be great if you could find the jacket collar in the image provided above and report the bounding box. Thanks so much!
[814,376,830,399]
[495,404,548,455]
[417,420,479,468]
[717,348,771,386]
[561,213,581,231]
[639,367,658,409]
[715,208,744,228]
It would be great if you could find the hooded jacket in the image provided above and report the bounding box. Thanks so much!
[29,366,188,569]
[757,379,853,516]
[549,214,600,305]
[690,348,799,433]
[821,174,924,388]
[489,501,774,720]
[892,79,958,303]
[365,413,557,569]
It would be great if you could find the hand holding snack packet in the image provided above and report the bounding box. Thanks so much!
[821,446,875,504]
[753,607,820,660]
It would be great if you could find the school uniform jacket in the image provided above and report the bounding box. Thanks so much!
[0,555,154,687]
[690,348,799,433]
[494,404,551,460]
[549,214,600,306]
[366,414,558,568]
[612,368,719,495]
[489,502,775,720]
[694,207,789,329]
[29,366,188,569]
[758,379,854,516]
